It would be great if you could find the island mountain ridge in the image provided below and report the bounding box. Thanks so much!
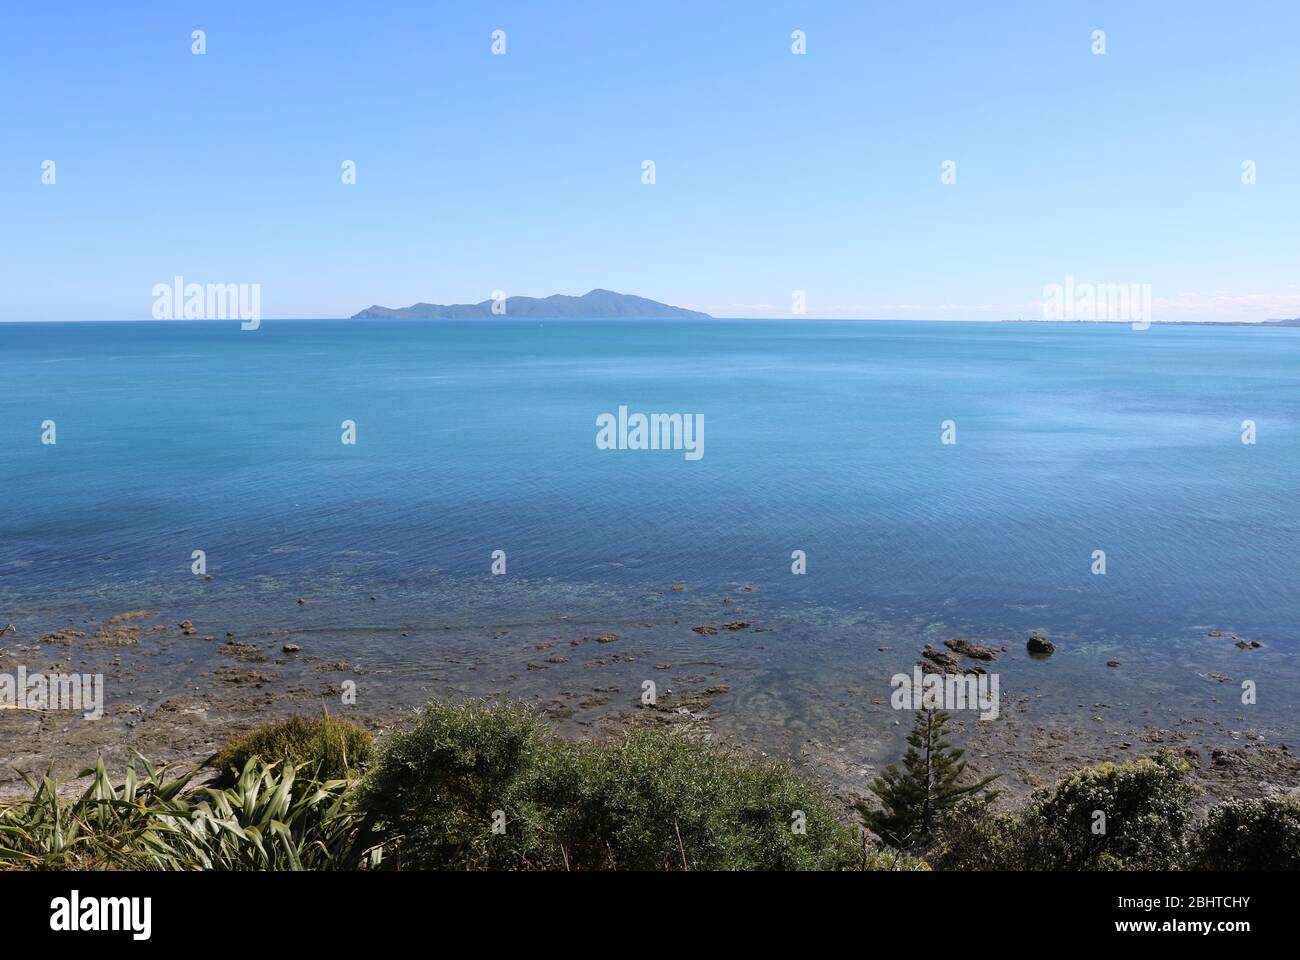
[352,289,711,320]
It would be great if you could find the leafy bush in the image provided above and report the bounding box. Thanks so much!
[211,713,372,786]
[353,699,545,869]
[931,751,1193,870]
[354,699,914,870]
[1189,796,1300,870]
[1025,750,1192,869]
[530,730,867,870]
[927,796,1034,870]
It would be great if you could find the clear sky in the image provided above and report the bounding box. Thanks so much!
[3,1,1298,322]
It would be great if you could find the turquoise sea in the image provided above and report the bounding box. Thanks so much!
[3,319,1298,757]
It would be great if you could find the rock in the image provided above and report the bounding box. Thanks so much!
[720,620,751,631]
[220,639,268,663]
[944,637,998,661]
[1208,630,1224,638]
[671,583,686,592]
[283,643,301,653]
[1027,634,1056,655]
[108,610,158,623]
[691,625,719,636]
[41,629,86,645]
[93,624,142,646]
[586,633,621,644]
[919,649,983,674]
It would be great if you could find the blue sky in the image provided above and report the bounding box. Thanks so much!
[2,1,1298,321]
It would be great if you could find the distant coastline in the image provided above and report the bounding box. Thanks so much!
[1003,317,1300,327]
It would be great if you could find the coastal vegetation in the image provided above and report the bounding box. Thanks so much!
[0,700,1295,871]
[210,712,373,787]
[856,709,1000,849]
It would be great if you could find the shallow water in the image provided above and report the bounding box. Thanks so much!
[2,318,1297,757]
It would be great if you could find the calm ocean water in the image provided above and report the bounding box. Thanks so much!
[2,319,1298,744]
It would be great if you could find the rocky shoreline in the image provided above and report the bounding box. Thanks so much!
[2,597,1297,814]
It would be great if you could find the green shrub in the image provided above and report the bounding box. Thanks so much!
[928,796,1034,870]
[1024,750,1192,870]
[531,730,864,870]
[936,750,1193,870]
[353,699,546,869]
[1189,796,1300,870]
[354,699,909,870]
[211,713,373,787]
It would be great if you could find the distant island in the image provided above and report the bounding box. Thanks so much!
[352,289,711,320]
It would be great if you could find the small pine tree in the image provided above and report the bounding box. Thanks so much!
[859,709,999,849]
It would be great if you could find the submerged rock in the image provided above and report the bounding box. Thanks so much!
[944,637,998,661]
[107,610,158,624]
[919,648,984,674]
